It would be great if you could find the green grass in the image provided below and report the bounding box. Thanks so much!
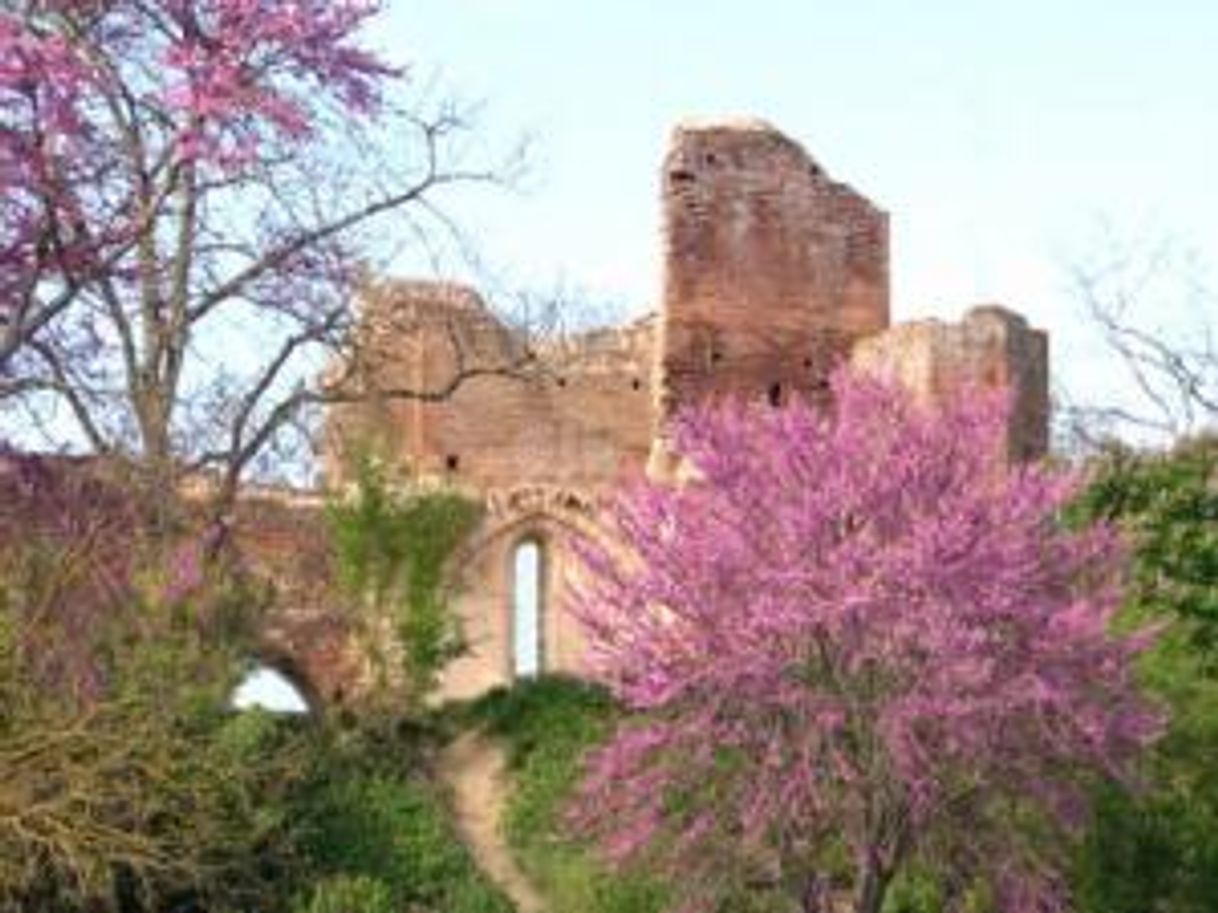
[462,676,669,913]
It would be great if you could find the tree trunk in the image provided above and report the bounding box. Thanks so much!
[853,853,892,913]
[133,389,186,534]
[800,872,831,913]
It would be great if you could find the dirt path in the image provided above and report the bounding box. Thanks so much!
[440,731,547,913]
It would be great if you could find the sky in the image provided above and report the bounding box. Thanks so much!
[233,666,310,713]
[370,0,1218,426]
[514,540,542,677]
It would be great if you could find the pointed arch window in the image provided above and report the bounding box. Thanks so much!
[512,539,544,678]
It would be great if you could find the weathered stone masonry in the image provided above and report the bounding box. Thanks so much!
[321,119,1050,701]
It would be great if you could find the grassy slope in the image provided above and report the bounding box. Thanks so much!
[460,676,669,913]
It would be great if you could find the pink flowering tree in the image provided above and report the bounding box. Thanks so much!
[0,1,518,507]
[571,372,1164,913]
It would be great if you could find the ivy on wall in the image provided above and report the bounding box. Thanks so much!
[326,457,481,710]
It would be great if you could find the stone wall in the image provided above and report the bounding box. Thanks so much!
[435,484,604,700]
[851,306,1050,461]
[230,492,359,707]
[325,282,657,494]
[658,120,890,419]
[321,285,660,701]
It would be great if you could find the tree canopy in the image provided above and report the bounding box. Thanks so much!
[1,1,512,506]
[571,373,1164,913]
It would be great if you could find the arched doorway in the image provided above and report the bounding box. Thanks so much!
[511,538,544,678]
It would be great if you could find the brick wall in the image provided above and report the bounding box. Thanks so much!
[326,283,656,495]
[658,119,889,418]
[851,305,1050,460]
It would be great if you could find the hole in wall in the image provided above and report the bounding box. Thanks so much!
[446,454,460,472]
[768,382,783,408]
[669,169,696,183]
[631,378,642,390]
[803,357,814,369]
[704,152,718,166]
[710,350,723,364]
[556,377,567,388]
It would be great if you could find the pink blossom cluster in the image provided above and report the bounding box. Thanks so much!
[1,12,96,312]
[160,0,396,161]
[571,372,1164,912]
[1,1,397,316]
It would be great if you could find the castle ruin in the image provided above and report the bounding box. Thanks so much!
[323,119,1049,701]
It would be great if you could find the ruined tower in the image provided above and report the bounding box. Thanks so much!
[658,119,889,417]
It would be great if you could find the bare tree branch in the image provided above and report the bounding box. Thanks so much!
[2,4,527,515]
[1064,233,1218,446]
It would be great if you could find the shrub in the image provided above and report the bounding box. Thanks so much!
[295,769,511,913]
[327,455,481,709]
[0,453,308,912]
[294,875,395,913]
[1070,436,1218,913]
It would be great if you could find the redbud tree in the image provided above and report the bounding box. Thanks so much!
[1,1,517,507]
[571,373,1164,913]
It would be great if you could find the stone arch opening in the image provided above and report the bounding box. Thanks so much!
[231,651,321,716]
[448,492,614,696]
[511,536,545,679]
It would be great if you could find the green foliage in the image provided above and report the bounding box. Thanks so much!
[1070,436,1218,913]
[0,455,505,913]
[292,738,511,913]
[0,558,311,913]
[293,874,395,913]
[0,671,512,913]
[1073,640,1218,913]
[1069,435,1218,650]
[293,875,395,913]
[465,676,669,913]
[0,508,319,913]
[327,454,481,706]
[882,872,944,913]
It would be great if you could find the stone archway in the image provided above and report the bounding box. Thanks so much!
[229,482,621,707]
[253,612,358,712]
[228,491,367,712]
[437,483,614,700]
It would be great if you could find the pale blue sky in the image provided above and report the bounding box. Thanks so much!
[513,540,542,677]
[375,0,1218,418]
